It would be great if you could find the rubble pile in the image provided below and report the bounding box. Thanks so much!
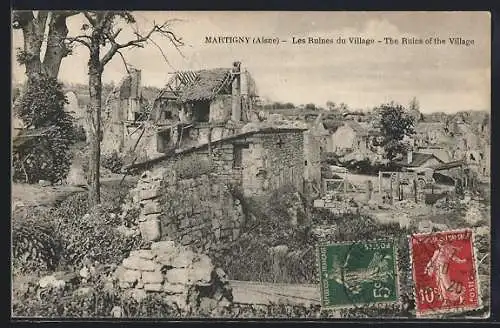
[114,240,233,313]
[464,201,487,226]
[313,194,359,216]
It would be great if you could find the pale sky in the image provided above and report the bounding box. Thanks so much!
[12,11,491,113]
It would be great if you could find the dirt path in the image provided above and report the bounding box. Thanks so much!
[12,184,87,208]
[12,174,138,209]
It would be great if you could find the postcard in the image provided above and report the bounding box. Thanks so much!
[11,11,490,319]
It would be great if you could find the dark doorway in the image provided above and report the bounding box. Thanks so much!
[157,130,171,153]
[192,102,210,122]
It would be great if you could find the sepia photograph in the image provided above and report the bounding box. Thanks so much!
[11,11,491,319]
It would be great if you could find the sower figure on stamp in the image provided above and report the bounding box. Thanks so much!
[424,241,467,306]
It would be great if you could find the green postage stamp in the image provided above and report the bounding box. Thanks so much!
[318,240,399,308]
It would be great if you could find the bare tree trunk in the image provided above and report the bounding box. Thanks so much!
[87,50,103,207]
[42,12,72,78]
[13,10,76,79]
[15,11,46,78]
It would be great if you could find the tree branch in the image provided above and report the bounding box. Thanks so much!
[65,35,92,49]
[99,20,184,68]
[116,50,130,74]
[82,11,97,26]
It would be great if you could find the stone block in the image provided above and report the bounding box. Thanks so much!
[142,271,164,284]
[163,282,187,294]
[313,199,325,208]
[144,283,163,292]
[166,268,190,284]
[172,249,195,268]
[152,240,176,251]
[140,189,160,201]
[122,257,156,271]
[129,249,155,260]
[119,269,141,284]
[141,201,162,215]
[215,268,228,284]
[189,255,214,284]
[119,281,131,289]
[139,220,161,242]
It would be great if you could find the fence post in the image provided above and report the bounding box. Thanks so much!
[389,177,393,205]
[378,171,382,195]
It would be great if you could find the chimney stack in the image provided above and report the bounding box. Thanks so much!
[231,61,242,122]
[407,150,413,165]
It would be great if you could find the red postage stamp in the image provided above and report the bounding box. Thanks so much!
[409,229,481,317]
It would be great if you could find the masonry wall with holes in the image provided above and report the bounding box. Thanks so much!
[238,130,305,197]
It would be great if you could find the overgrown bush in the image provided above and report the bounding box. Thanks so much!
[52,190,147,268]
[102,152,124,174]
[13,181,143,272]
[12,214,62,274]
[12,272,182,318]
[215,185,314,284]
[73,124,87,142]
[170,155,215,179]
[13,75,75,183]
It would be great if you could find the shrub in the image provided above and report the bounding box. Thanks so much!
[170,155,215,179]
[214,185,315,284]
[102,152,124,174]
[13,75,75,183]
[73,124,87,142]
[12,214,62,274]
[14,181,143,272]
[52,192,146,268]
[12,275,182,318]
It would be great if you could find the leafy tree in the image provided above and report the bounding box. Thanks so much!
[13,75,75,183]
[408,96,423,122]
[377,102,416,160]
[326,101,337,111]
[305,103,316,110]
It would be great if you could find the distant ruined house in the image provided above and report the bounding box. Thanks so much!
[416,146,452,163]
[326,121,380,154]
[394,151,443,169]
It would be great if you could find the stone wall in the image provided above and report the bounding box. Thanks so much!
[303,130,322,184]
[245,131,305,195]
[209,95,232,122]
[126,165,244,255]
[114,240,232,313]
[158,171,244,254]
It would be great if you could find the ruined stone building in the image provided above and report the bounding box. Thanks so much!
[325,121,380,155]
[101,62,259,161]
[101,61,316,197]
[394,151,443,169]
[128,126,307,197]
[416,146,452,163]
